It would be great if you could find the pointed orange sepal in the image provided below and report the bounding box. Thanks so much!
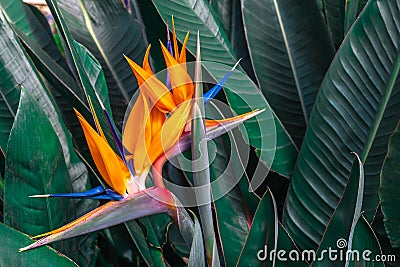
[75,109,129,196]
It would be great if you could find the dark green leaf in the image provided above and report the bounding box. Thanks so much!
[46,0,119,153]
[314,154,364,266]
[284,0,400,250]
[347,215,384,267]
[138,217,168,267]
[151,0,298,178]
[0,222,77,266]
[210,137,250,266]
[242,0,335,146]
[344,0,369,34]
[236,189,277,267]
[0,9,98,264]
[0,0,69,72]
[209,0,232,37]
[73,41,112,115]
[371,208,400,267]
[124,220,155,267]
[380,121,400,247]
[58,0,147,126]
[324,0,345,47]
[4,89,77,255]
[211,0,257,81]
[168,223,190,259]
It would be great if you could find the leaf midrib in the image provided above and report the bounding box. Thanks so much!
[273,0,308,126]
[361,53,400,162]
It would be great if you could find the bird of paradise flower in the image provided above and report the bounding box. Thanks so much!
[20,23,264,252]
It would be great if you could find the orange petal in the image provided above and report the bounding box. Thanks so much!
[125,55,176,113]
[178,32,190,68]
[149,100,192,164]
[143,45,153,74]
[205,110,262,128]
[160,42,194,104]
[149,105,166,140]
[133,93,153,174]
[171,16,179,61]
[75,109,129,196]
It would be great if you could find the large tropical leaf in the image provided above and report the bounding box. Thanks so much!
[57,0,147,126]
[314,154,364,266]
[4,89,79,258]
[151,0,298,178]
[380,121,400,247]
[283,0,400,251]
[0,222,77,267]
[241,0,335,147]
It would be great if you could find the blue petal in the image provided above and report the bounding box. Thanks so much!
[49,186,123,200]
[204,60,241,103]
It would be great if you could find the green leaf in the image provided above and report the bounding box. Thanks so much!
[284,0,400,250]
[235,191,309,266]
[188,214,205,267]
[211,0,258,82]
[57,0,147,126]
[0,0,69,72]
[210,137,250,266]
[124,220,156,267]
[380,121,400,247]
[314,154,364,266]
[205,102,260,265]
[344,0,368,34]
[168,223,190,259]
[151,0,298,178]
[241,0,335,146]
[45,0,119,152]
[236,189,277,267]
[347,215,384,267]
[4,89,77,253]
[209,0,232,37]
[324,0,345,47]
[0,10,98,265]
[73,41,112,115]
[371,209,400,267]
[0,222,77,266]
[138,217,168,267]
